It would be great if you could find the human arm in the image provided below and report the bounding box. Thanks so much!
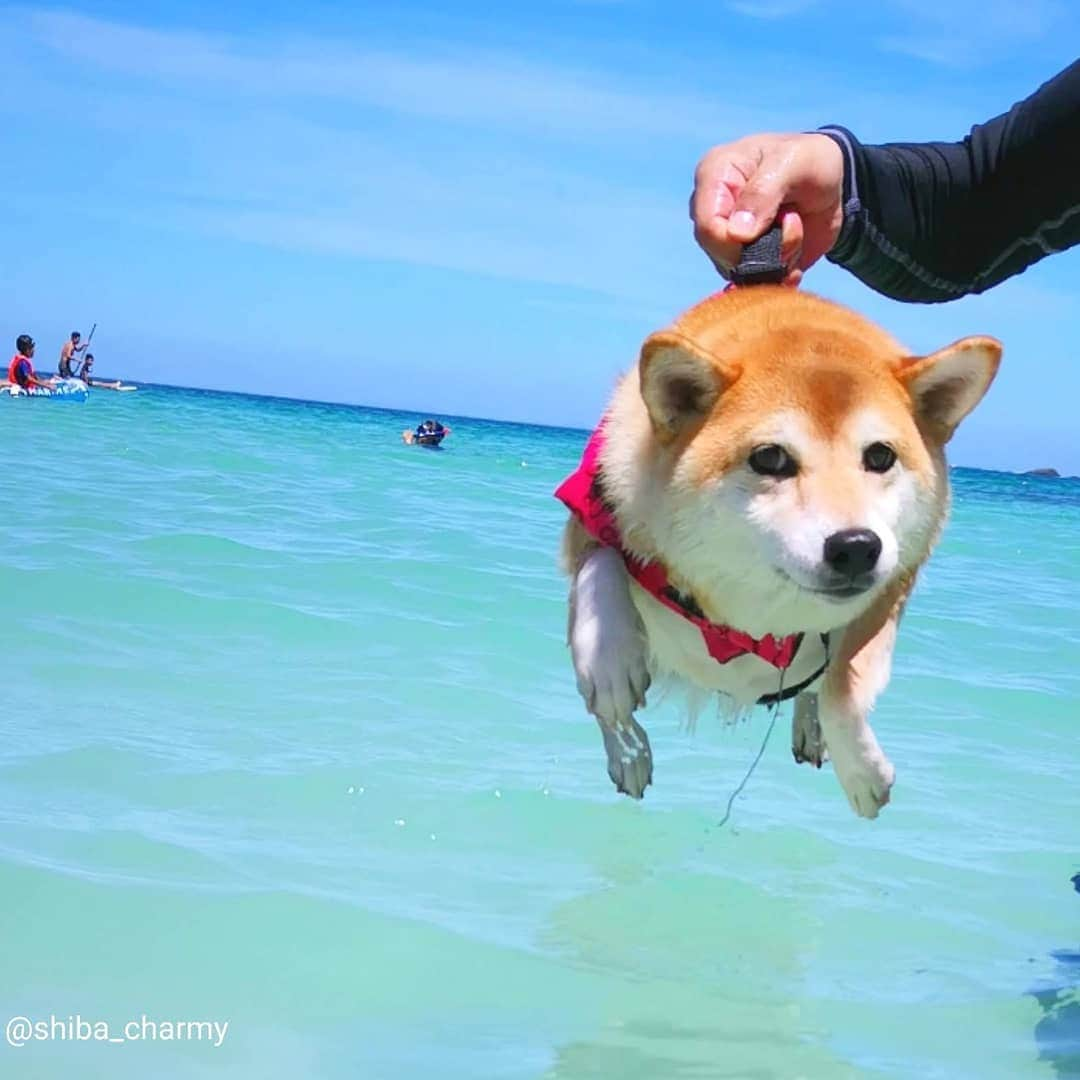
[823,60,1080,301]
[691,60,1080,302]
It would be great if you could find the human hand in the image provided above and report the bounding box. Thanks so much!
[690,133,845,286]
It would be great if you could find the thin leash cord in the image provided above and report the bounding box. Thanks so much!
[712,635,831,831]
[714,666,786,831]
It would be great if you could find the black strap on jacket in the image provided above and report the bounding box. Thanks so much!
[757,633,830,706]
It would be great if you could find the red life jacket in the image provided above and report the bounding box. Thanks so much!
[555,421,803,670]
[8,354,33,388]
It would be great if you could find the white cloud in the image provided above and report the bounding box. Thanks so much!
[725,0,817,18]
[0,6,775,301]
[0,3,1032,305]
[1,65,702,303]
[877,0,1066,65]
[9,7,744,143]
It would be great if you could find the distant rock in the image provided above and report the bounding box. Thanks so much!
[1024,467,1061,478]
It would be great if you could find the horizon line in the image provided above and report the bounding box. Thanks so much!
[102,376,594,435]
[66,377,1076,478]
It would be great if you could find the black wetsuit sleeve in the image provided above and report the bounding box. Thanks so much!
[818,60,1080,303]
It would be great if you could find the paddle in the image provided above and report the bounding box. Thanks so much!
[78,323,97,380]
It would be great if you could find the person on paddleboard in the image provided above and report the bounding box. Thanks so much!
[7,335,55,392]
[58,331,88,379]
[401,418,451,445]
[416,419,447,439]
[78,353,121,390]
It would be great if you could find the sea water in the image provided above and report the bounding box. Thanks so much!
[1,386,1078,1079]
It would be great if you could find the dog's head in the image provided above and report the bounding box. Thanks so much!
[634,288,1000,626]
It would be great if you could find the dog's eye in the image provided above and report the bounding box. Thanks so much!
[749,444,797,478]
[863,442,897,473]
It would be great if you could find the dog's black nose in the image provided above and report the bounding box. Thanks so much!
[823,529,882,577]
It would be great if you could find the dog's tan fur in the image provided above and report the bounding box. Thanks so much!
[562,286,1000,817]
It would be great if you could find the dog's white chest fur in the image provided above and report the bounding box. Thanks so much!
[629,583,829,707]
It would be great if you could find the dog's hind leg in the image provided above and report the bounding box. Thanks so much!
[568,544,653,798]
[791,692,827,767]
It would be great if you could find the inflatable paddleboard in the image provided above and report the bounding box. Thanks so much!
[1,378,88,402]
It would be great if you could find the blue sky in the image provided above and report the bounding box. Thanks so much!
[3,1,1079,472]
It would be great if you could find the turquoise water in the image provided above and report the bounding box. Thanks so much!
[2,386,1078,1079]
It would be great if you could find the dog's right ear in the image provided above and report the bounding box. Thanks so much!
[898,335,1002,443]
[639,331,737,443]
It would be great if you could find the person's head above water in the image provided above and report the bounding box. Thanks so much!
[84,353,94,363]
[71,332,81,342]
[16,334,34,356]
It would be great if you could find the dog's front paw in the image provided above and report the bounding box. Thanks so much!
[571,617,650,724]
[568,546,653,797]
[575,652,651,726]
[830,744,895,819]
[573,635,652,798]
[570,621,652,798]
[600,718,653,798]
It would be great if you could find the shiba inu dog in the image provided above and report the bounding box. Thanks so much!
[558,286,1000,818]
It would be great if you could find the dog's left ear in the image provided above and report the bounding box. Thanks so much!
[639,331,738,444]
[898,335,1002,442]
